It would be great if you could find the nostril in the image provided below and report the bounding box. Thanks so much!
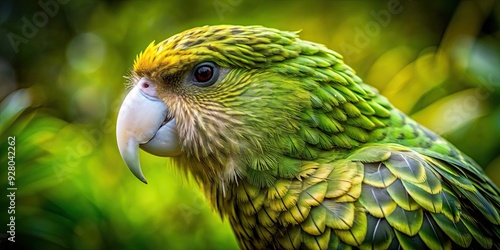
[138,78,158,98]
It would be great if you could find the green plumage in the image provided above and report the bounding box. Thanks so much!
[131,25,500,249]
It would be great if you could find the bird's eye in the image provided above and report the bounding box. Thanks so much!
[191,62,219,87]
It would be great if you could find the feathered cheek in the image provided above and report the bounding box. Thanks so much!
[116,77,182,183]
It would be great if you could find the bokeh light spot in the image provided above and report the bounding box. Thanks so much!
[66,33,106,74]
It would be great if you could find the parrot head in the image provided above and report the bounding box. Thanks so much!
[116,25,356,189]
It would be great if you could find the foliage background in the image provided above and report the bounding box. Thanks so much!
[1,0,499,249]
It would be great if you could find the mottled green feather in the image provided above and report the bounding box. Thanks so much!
[359,184,397,218]
[439,185,461,222]
[299,182,328,207]
[383,151,426,183]
[257,206,279,228]
[321,200,355,230]
[431,213,472,247]
[418,212,451,250]
[334,203,367,246]
[363,162,397,188]
[361,215,395,249]
[385,206,423,236]
[386,179,420,211]
[394,230,427,249]
[402,180,442,213]
[461,213,493,248]
[302,205,327,235]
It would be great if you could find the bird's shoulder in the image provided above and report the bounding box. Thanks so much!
[230,143,500,249]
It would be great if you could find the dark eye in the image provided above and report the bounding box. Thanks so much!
[191,62,219,87]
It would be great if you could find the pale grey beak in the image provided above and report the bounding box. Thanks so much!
[116,78,181,184]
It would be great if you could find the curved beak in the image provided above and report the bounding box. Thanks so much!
[116,78,181,184]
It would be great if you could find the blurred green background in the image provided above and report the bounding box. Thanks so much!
[1,0,499,249]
